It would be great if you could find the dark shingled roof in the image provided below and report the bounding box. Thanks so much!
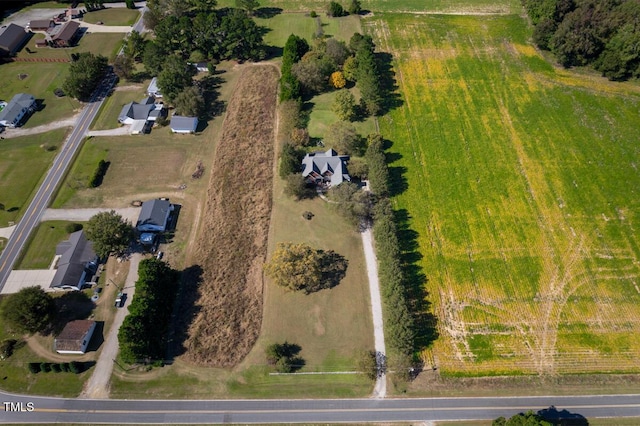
[0,23,29,54]
[55,320,95,352]
[136,199,172,231]
[52,20,80,43]
[51,230,97,289]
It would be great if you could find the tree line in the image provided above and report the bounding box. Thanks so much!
[523,0,640,80]
[118,259,180,365]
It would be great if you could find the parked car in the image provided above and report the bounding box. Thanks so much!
[156,251,163,260]
[114,293,126,308]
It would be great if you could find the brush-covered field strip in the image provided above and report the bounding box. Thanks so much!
[368,13,640,375]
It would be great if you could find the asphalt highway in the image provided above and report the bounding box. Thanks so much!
[0,73,117,293]
[1,391,639,423]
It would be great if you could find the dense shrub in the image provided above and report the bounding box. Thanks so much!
[279,143,302,179]
[327,1,345,17]
[51,363,61,373]
[69,361,81,374]
[40,362,51,373]
[65,223,83,234]
[28,362,41,374]
[88,159,109,188]
[265,342,304,372]
[0,339,17,359]
[61,362,70,372]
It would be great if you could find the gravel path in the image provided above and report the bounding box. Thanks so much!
[41,207,141,225]
[2,114,80,138]
[0,225,15,239]
[361,227,387,398]
[80,252,141,399]
[87,126,131,137]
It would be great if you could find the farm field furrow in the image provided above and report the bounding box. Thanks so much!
[368,13,640,375]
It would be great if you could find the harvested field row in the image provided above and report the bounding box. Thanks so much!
[180,65,279,367]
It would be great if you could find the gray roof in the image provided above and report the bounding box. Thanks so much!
[137,199,171,230]
[118,101,154,122]
[141,96,155,105]
[301,148,351,187]
[0,24,28,54]
[51,230,97,289]
[170,115,198,132]
[0,93,35,126]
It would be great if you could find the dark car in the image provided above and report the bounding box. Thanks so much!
[114,293,127,308]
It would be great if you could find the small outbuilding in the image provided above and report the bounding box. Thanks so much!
[147,77,162,98]
[170,115,198,134]
[54,320,96,354]
[28,19,55,32]
[0,23,30,56]
[0,93,36,128]
[136,199,174,232]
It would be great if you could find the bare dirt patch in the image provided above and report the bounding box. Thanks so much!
[178,65,279,367]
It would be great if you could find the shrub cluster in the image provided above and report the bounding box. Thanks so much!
[366,134,415,361]
[118,259,179,364]
[88,160,109,188]
[265,342,304,373]
[0,339,17,360]
[29,361,80,374]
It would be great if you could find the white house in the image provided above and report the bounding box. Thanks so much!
[170,115,198,134]
[54,320,96,354]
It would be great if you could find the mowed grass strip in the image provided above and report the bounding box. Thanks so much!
[180,65,279,367]
[370,13,640,376]
[82,7,140,26]
[16,221,79,269]
[0,129,67,226]
[20,32,125,61]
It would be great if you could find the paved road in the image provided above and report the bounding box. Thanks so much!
[0,392,638,423]
[0,73,118,293]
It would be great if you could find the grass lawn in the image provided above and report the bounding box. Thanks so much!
[0,129,67,227]
[367,12,640,377]
[256,13,362,48]
[0,62,81,128]
[306,88,376,141]
[219,0,521,13]
[16,221,83,269]
[20,32,125,62]
[82,7,140,26]
[91,87,147,131]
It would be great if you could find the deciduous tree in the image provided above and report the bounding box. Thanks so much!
[324,121,364,155]
[158,55,196,103]
[62,52,108,101]
[173,85,205,117]
[0,287,55,334]
[264,242,348,293]
[85,210,134,258]
[332,89,356,121]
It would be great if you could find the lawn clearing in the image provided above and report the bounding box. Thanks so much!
[0,129,67,227]
[16,221,82,269]
[0,62,81,128]
[306,88,376,141]
[256,13,362,48]
[82,7,139,26]
[367,13,640,377]
[20,32,125,61]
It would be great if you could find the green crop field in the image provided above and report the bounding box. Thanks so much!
[367,12,640,376]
